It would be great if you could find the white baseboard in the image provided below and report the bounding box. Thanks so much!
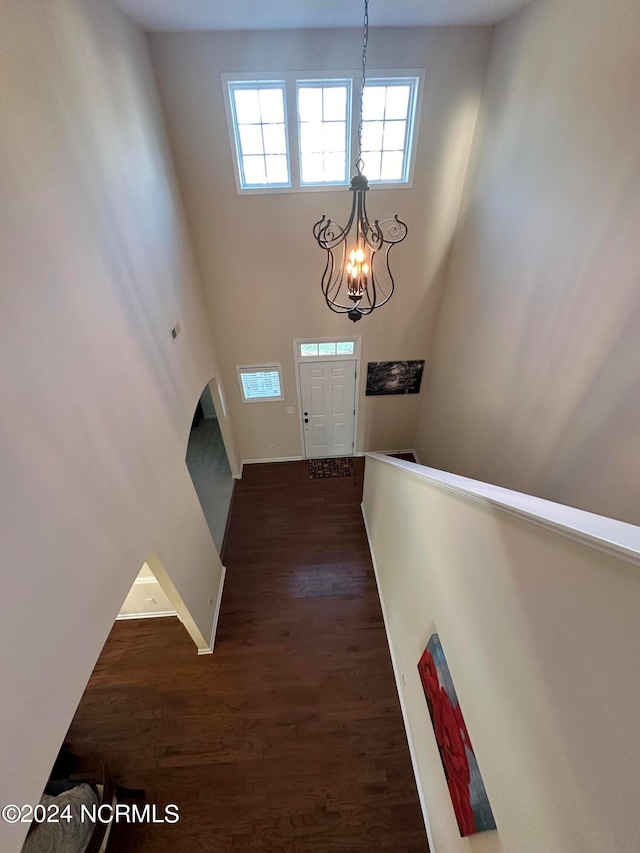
[242,455,303,464]
[116,610,177,621]
[197,565,227,655]
[360,503,434,852]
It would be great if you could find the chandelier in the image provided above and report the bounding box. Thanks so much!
[312,0,408,322]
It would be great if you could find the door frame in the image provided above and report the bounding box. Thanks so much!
[293,336,361,459]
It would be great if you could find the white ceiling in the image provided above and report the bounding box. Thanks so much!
[110,0,533,32]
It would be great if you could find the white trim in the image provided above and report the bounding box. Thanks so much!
[196,565,227,655]
[210,565,226,651]
[131,575,158,586]
[116,610,177,621]
[242,455,304,464]
[361,502,434,851]
[365,452,640,567]
[293,337,361,459]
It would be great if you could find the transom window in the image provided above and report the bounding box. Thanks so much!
[223,71,422,193]
[293,338,359,361]
[297,340,356,358]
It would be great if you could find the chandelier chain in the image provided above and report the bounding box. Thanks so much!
[356,0,369,173]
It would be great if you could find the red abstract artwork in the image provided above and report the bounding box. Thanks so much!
[418,634,496,836]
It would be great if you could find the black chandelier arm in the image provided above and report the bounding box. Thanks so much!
[376,214,408,245]
[363,220,383,251]
[313,189,359,251]
[313,216,349,251]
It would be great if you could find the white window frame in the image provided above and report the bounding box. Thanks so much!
[359,76,421,185]
[295,339,359,360]
[221,70,424,195]
[296,78,353,188]
[227,80,291,190]
[236,363,285,403]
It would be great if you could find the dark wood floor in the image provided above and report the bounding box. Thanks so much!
[67,458,428,852]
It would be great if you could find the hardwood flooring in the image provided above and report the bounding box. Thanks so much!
[67,458,429,852]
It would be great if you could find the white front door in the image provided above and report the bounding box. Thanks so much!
[299,360,356,458]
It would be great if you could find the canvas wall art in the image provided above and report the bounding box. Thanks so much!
[417,634,496,837]
[365,360,424,395]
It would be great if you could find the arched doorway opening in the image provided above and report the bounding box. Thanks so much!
[186,380,236,553]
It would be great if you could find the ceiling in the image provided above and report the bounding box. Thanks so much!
[110,0,534,32]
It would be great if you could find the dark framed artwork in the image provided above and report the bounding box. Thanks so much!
[418,634,496,837]
[365,360,424,396]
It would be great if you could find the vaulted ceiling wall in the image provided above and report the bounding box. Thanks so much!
[0,3,228,845]
[416,0,640,526]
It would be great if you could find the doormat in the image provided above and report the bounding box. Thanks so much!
[308,457,355,479]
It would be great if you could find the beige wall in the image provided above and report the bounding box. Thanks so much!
[415,0,640,525]
[0,2,233,848]
[363,455,640,853]
[149,26,492,460]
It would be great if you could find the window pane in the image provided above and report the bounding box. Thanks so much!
[259,88,284,123]
[323,122,346,153]
[262,124,287,154]
[238,124,264,156]
[360,79,417,183]
[383,120,406,151]
[241,370,281,400]
[229,83,290,189]
[300,122,324,153]
[233,89,261,124]
[243,155,267,185]
[318,342,337,355]
[265,154,288,183]
[298,87,322,122]
[298,82,349,185]
[362,86,386,120]
[362,120,383,152]
[384,85,411,120]
[336,341,355,354]
[323,153,345,182]
[380,151,404,181]
[301,153,324,183]
[300,344,319,357]
[323,86,347,122]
